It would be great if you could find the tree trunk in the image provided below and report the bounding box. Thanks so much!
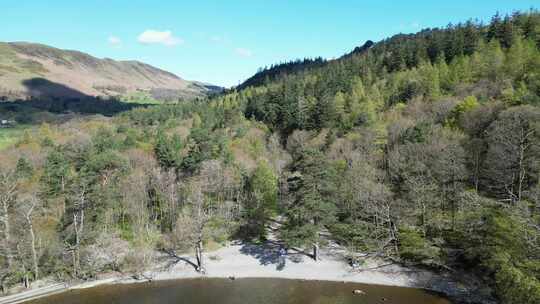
[23,273,29,289]
[1,274,7,295]
[1,200,12,268]
[72,187,85,278]
[73,211,83,277]
[474,152,480,192]
[420,201,427,237]
[390,221,399,255]
[72,250,78,277]
[195,239,204,273]
[29,219,38,280]
[451,176,457,231]
[517,141,526,203]
[0,171,16,270]
[20,259,29,289]
[25,202,39,280]
[313,242,319,261]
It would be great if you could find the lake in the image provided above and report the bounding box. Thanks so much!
[26,278,452,304]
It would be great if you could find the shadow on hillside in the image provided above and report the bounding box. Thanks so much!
[22,78,89,99]
[0,78,151,124]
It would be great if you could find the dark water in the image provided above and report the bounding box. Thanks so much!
[27,278,451,304]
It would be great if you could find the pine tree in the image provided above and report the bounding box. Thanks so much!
[16,157,34,179]
[42,148,71,196]
[154,130,182,169]
[282,148,337,261]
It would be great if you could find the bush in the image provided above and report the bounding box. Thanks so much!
[398,227,441,263]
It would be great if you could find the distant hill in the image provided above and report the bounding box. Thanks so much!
[235,40,376,91]
[0,42,221,101]
[237,57,327,90]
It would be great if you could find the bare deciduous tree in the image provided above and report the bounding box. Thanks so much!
[19,193,40,281]
[65,182,87,278]
[188,182,212,273]
[0,169,17,270]
[483,106,540,204]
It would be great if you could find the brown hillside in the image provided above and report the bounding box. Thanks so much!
[0,42,220,100]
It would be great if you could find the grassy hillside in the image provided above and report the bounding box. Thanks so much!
[0,42,221,102]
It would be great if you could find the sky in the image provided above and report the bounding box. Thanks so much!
[3,1,538,87]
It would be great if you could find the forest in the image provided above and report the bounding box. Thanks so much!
[1,10,539,304]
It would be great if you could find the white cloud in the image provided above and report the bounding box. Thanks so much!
[108,36,122,47]
[235,47,253,57]
[137,30,183,46]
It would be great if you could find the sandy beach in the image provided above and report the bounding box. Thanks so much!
[0,241,465,304]
[141,242,434,287]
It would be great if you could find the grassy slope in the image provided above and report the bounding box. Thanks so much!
[0,125,27,150]
[0,42,218,100]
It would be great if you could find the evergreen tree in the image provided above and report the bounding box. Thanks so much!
[282,148,337,261]
[16,157,34,179]
[154,130,183,169]
[42,148,71,196]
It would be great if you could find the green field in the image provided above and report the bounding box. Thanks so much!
[120,91,163,105]
[0,125,26,150]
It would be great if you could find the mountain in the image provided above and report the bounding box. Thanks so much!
[237,57,327,90]
[0,42,221,101]
[235,40,373,90]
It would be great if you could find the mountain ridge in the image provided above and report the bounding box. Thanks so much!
[0,41,221,101]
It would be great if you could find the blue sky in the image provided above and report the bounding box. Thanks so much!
[3,1,538,87]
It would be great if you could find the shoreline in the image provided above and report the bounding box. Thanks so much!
[0,243,484,304]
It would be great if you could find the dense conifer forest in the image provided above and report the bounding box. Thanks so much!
[1,10,539,303]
